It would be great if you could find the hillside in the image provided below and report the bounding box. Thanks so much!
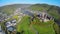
[15,15,60,34]
[29,4,60,25]
[0,4,31,16]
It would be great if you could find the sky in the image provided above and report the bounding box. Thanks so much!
[0,0,60,7]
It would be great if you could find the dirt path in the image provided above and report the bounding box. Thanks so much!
[30,24,39,34]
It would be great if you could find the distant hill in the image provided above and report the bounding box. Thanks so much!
[29,4,60,25]
[0,4,31,16]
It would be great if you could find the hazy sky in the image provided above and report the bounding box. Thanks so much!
[0,0,60,6]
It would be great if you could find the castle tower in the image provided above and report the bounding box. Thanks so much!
[41,9,48,22]
[42,9,47,19]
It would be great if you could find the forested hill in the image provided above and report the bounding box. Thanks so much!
[29,4,60,25]
[0,4,31,16]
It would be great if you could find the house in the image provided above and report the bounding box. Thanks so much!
[5,19,17,32]
[7,26,16,32]
[11,19,16,26]
[5,19,16,27]
[5,21,11,27]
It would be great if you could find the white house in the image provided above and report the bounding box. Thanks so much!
[5,19,17,32]
[5,19,17,28]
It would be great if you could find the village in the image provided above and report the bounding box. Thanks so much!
[0,8,54,34]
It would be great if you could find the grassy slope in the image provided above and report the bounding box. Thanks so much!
[32,17,55,34]
[16,15,59,34]
[53,23,60,34]
[16,16,35,34]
